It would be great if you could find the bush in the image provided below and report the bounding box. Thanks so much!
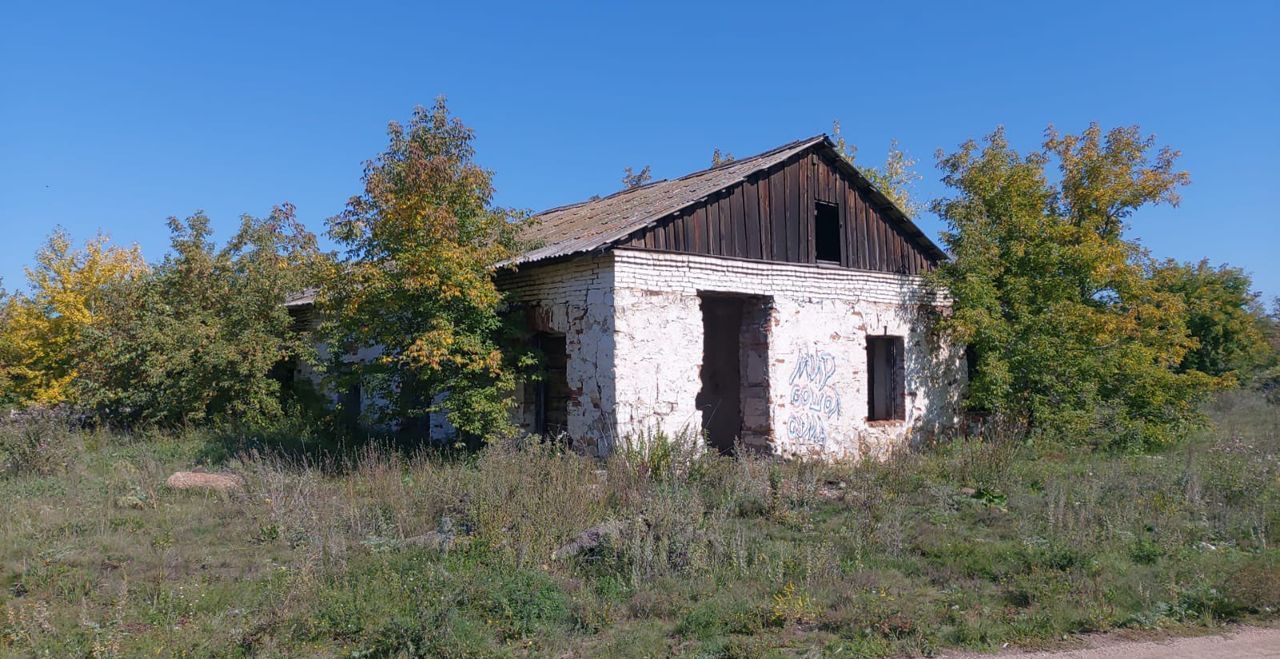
[73,208,324,428]
[0,410,78,477]
[468,437,606,567]
[613,426,704,484]
[1221,556,1280,613]
[297,546,571,655]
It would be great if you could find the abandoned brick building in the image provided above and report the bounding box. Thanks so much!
[502,135,965,461]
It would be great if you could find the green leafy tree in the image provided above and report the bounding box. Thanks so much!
[934,124,1219,449]
[1261,299,1280,402]
[831,121,922,216]
[74,207,324,426]
[1150,259,1271,380]
[323,99,525,439]
[1269,298,1280,364]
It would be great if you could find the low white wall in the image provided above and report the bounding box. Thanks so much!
[610,249,964,461]
[500,249,964,460]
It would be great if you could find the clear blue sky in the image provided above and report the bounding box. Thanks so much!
[3,1,1278,298]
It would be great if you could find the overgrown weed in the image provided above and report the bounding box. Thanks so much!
[0,392,1277,655]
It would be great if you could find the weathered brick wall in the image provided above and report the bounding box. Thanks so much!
[610,249,964,461]
[500,249,964,460]
[497,255,618,453]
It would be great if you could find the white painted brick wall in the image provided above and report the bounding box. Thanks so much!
[498,255,619,453]
[501,249,965,460]
[609,249,964,460]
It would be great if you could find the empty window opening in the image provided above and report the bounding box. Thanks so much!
[815,201,841,264]
[867,336,906,421]
[534,333,570,438]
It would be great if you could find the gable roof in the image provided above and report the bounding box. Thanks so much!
[507,134,947,266]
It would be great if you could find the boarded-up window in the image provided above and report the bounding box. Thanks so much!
[867,336,905,421]
[534,333,570,437]
[814,201,841,263]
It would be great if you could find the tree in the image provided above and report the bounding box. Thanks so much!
[0,283,15,407]
[830,121,922,216]
[864,141,923,217]
[0,230,147,406]
[74,207,324,426]
[711,148,735,167]
[324,99,525,439]
[1150,259,1271,380]
[1260,299,1280,403]
[934,124,1218,449]
[621,165,652,189]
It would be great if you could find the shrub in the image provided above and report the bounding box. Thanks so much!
[73,208,324,427]
[468,437,606,566]
[613,483,723,585]
[1221,556,1280,613]
[613,426,703,484]
[676,591,767,640]
[770,581,818,626]
[0,411,78,477]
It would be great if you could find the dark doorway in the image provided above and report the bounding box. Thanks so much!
[698,296,743,454]
[867,335,906,421]
[534,333,570,438]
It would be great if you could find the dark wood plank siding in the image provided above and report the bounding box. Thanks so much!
[800,155,812,262]
[743,178,762,260]
[620,147,939,273]
[784,162,799,262]
[730,186,746,257]
[838,175,851,268]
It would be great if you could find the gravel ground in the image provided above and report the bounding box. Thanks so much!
[943,626,1280,658]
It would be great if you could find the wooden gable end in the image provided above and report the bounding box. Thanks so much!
[617,147,940,275]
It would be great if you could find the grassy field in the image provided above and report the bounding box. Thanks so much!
[1,393,1278,657]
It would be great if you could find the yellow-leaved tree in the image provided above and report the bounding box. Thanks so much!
[323,99,526,439]
[0,229,147,407]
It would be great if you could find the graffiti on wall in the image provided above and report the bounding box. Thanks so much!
[785,347,842,444]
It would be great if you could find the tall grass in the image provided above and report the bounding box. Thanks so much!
[1,392,1277,656]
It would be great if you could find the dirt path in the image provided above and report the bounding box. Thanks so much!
[943,626,1280,658]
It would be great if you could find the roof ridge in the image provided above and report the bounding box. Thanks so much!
[667,133,828,183]
[529,134,828,221]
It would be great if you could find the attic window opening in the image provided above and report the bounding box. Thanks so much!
[814,201,841,264]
